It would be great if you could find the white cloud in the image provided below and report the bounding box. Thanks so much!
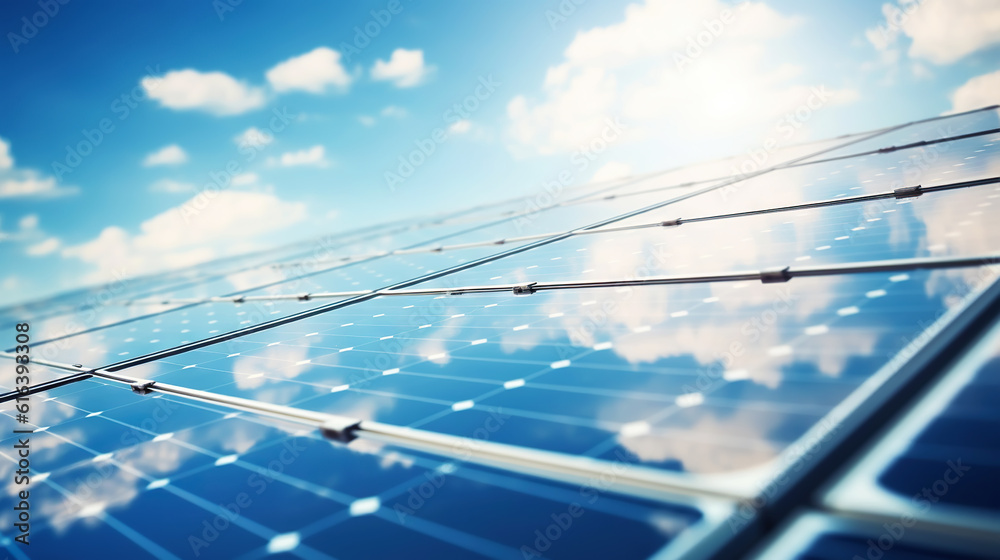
[26,238,61,256]
[141,69,266,116]
[866,0,1000,65]
[149,179,196,193]
[447,119,472,135]
[371,48,433,88]
[0,137,12,169]
[358,115,376,127]
[233,127,274,148]
[62,191,307,282]
[506,0,847,156]
[948,69,1000,114]
[0,137,76,199]
[0,174,77,199]
[266,47,352,93]
[380,105,407,118]
[142,144,188,166]
[278,145,328,167]
[19,214,38,230]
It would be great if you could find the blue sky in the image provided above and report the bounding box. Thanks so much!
[1,0,998,306]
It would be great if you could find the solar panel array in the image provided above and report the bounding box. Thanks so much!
[2,106,1000,559]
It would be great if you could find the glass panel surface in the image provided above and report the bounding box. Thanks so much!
[123,268,996,486]
[0,380,716,559]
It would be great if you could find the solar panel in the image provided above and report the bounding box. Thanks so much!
[4,108,1000,559]
[821,313,1000,535]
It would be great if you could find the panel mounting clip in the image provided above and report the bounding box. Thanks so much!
[760,267,792,284]
[320,415,363,443]
[660,218,682,227]
[893,185,923,199]
[130,380,157,395]
[513,282,538,296]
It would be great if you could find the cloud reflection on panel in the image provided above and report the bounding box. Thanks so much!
[480,269,957,476]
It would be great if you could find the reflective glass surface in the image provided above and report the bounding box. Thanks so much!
[3,110,1000,559]
[0,380,716,559]
[125,268,996,485]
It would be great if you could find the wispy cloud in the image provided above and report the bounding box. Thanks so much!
[142,144,188,166]
[371,48,433,88]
